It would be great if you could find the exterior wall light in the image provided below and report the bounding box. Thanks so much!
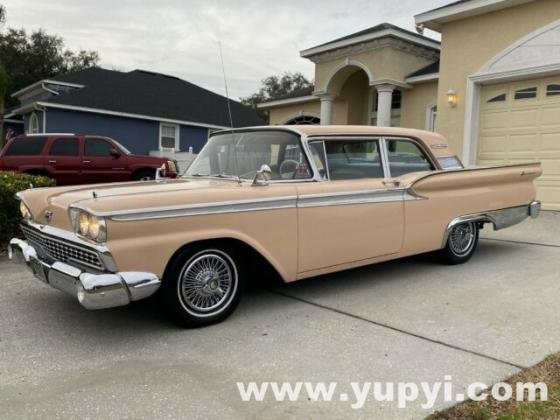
[447,89,458,107]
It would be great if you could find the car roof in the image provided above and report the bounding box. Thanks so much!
[216,125,455,158]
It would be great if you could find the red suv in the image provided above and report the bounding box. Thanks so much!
[0,134,178,185]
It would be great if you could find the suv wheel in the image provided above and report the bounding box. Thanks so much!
[160,245,245,328]
[133,169,155,181]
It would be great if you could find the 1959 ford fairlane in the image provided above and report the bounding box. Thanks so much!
[9,126,542,327]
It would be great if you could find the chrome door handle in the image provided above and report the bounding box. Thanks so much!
[48,160,57,164]
[382,179,401,187]
[82,160,91,164]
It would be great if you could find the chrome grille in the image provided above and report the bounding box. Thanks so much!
[21,225,104,270]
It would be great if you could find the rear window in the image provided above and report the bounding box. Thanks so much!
[4,136,47,156]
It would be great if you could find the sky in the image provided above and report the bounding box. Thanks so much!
[2,0,450,99]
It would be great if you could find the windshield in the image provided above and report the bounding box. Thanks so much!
[186,131,312,180]
[112,139,132,155]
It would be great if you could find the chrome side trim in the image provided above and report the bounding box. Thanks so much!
[106,196,298,221]
[441,201,540,248]
[298,188,415,208]
[80,187,424,221]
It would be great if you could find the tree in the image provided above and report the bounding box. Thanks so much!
[0,28,99,108]
[240,72,313,118]
[0,62,8,143]
[0,5,5,25]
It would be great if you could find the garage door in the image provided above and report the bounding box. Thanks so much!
[478,77,560,210]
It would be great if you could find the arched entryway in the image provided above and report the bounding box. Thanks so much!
[320,61,401,126]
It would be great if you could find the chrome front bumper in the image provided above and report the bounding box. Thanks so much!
[8,238,161,310]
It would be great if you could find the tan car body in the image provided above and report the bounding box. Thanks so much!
[11,126,541,310]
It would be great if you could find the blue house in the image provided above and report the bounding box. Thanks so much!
[3,67,264,155]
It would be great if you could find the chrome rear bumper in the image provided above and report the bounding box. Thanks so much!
[442,200,541,247]
[8,238,161,310]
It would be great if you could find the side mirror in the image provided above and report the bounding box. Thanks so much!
[252,164,272,186]
[110,148,120,158]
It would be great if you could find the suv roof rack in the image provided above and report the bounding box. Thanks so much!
[19,133,76,137]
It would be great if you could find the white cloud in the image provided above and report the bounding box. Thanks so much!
[1,0,448,98]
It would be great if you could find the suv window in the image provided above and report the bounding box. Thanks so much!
[386,139,433,177]
[85,138,113,156]
[324,139,383,180]
[49,138,79,156]
[4,136,47,156]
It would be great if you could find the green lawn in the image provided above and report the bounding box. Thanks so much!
[429,353,560,419]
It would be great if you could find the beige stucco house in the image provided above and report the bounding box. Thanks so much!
[258,0,560,210]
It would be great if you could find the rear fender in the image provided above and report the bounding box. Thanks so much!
[400,163,542,254]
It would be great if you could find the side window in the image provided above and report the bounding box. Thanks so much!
[85,138,113,156]
[386,139,433,177]
[4,136,47,156]
[308,141,327,180]
[49,138,79,156]
[324,139,383,180]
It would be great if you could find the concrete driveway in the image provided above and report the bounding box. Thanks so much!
[1,212,559,419]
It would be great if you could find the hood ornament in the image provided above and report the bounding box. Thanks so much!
[44,210,53,223]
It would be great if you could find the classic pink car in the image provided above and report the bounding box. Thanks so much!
[9,126,541,327]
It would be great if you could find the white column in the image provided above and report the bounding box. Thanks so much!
[375,84,394,127]
[319,95,333,125]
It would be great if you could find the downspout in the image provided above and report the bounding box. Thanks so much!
[41,82,59,97]
[38,83,58,133]
[34,104,47,133]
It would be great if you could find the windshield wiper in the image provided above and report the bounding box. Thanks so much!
[186,173,209,177]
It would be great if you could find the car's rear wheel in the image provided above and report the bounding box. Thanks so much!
[160,244,245,328]
[440,221,479,264]
[133,169,155,181]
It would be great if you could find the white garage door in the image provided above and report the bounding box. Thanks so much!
[478,77,560,210]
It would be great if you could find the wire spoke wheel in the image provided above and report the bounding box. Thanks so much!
[178,251,236,315]
[449,222,476,256]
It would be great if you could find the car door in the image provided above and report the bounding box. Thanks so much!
[45,136,83,185]
[82,137,129,183]
[296,137,405,274]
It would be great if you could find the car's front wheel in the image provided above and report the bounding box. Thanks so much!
[439,221,479,264]
[160,245,245,328]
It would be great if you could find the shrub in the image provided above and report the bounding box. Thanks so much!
[0,171,55,245]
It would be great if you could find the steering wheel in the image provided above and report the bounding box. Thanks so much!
[279,159,300,179]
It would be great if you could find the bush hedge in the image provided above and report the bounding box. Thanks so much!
[0,171,55,245]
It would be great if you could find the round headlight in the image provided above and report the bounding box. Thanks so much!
[88,215,100,238]
[20,201,32,219]
[79,212,90,236]
[70,208,107,243]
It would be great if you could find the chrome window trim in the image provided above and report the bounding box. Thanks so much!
[305,136,389,181]
[382,136,438,173]
[379,137,391,178]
